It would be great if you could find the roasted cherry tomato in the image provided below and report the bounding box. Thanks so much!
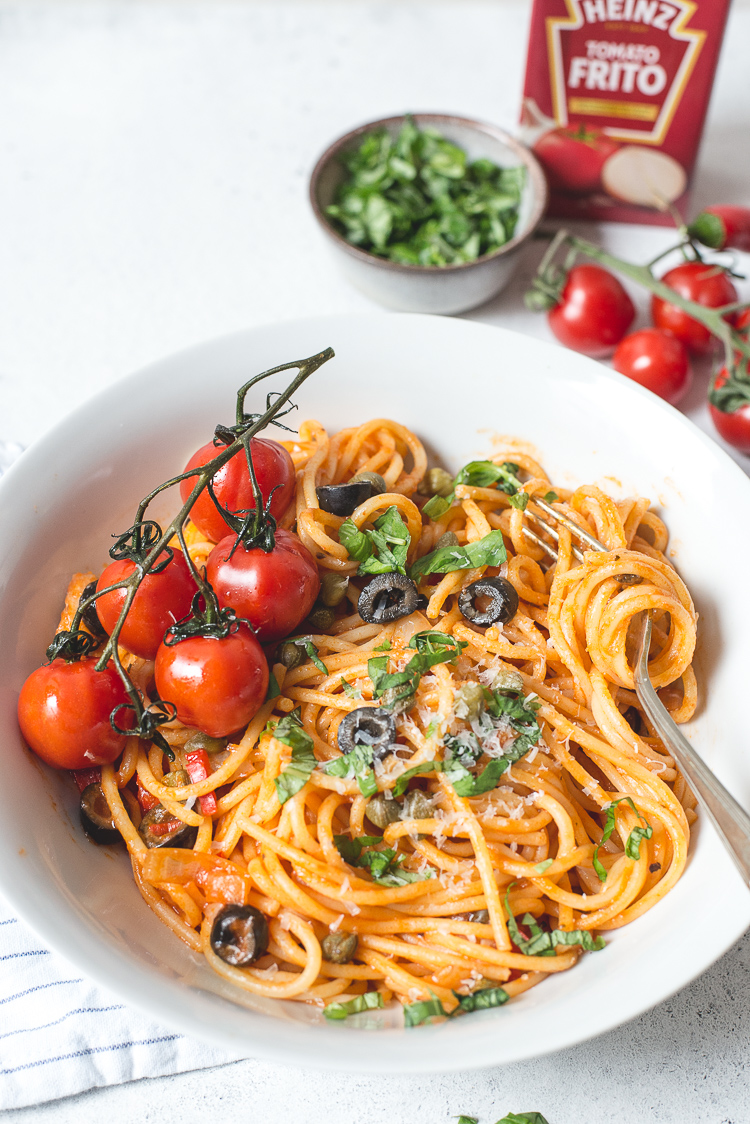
[548,264,635,358]
[533,125,619,194]
[206,529,320,643]
[95,548,196,660]
[180,437,295,544]
[154,626,269,738]
[18,659,132,770]
[651,262,738,355]
[612,328,691,406]
[708,309,750,454]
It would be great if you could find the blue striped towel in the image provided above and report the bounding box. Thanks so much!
[0,894,239,1109]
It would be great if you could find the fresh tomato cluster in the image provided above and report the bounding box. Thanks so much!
[17,434,320,773]
[535,205,750,451]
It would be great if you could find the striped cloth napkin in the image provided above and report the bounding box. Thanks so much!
[0,443,239,1109]
[0,894,240,1110]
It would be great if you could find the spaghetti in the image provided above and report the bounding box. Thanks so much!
[72,418,698,1021]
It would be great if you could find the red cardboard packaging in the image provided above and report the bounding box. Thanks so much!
[520,0,731,224]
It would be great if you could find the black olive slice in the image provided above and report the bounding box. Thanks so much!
[358,572,419,623]
[337,707,396,760]
[78,581,107,642]
[458,577,519,626]
[210,904,269,966]
[138,806,198,850]
[317,481,376,517]
[80,782,121,845]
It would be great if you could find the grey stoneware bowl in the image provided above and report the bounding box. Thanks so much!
[309,113,548,315]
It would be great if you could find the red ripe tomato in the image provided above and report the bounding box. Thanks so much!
[154,626,269,738]
[18,659,132,770]
[651,262,738,355]
[96,549,196,660]
[206,528,320,643]
[708,310,750,453]
[180,438,295,544]
[533,125,619,194]
[548,265,635,358]
[612,329,691,406]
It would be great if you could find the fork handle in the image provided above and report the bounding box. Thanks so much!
[636,614,750,886]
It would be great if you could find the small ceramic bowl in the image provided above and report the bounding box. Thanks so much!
[309,113,548,315]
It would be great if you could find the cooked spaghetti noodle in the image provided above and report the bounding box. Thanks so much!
[67,418,698,1019]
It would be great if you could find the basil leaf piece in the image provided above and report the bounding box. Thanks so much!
[325,744,378,797]
[454,460,522,495]
[496,1114,551,1124]
[423,494,452,520]
[340,678,362,700]
[368,630,466,713]
[457,1117,479,1124]
[392,760,441,797]
[302,639,328,675]
[450,756,511,797]
[508,491,529,512]
[265,671,281,701]
[542,491,558,504]
[452,985,509,1013]
[410,529,507,581]
[272,713,317,804]
[403,995,448,1027]
[592,797,652,883]
[323,991,384,1020]
[338,519,373,563]
[535,859,554,874]
[334,833,433,887]
[373,638,392,651]
[504,886,604,955]
[340,506,411,576]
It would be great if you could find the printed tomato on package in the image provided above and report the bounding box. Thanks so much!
[520,0,731,224]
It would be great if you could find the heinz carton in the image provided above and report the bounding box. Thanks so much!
[520,0,731,224]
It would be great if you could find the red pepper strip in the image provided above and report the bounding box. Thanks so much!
[71,767,102,793]
[136,777,161,812]
[148,820,184,836]
[183,749,218,815]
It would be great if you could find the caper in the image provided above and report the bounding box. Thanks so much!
[163,768,190,788]
[210,904,269,966]
[455,683,485,722]
[319,572,350,607]
[276,640,306,670]
[491,664,525,693]
[367,791,402,829]
[321,930,359,964]
[350,471,387,495]
[436,531,459,549]
[458,576,519,626]
[184,732,226,755]
[466,909,490,924]
[401,790,433,821]
[418,467,454,497]
[308,605,336,630]
[616,573,643,586]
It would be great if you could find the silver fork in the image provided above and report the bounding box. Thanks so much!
[522,505,750,885]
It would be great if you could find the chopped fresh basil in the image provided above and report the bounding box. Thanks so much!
[422,494,452,520]
[325,743,378,797]
[542,491,558,504]
[403,994,448,1027]
[592,797,652,883]
[505,886,604,955]
[392,760,441,797]
[301,639,328,675]
[323,991,384,1020]
[484,688,542,758]
[373,638,392,651]
[508,491,529,512]
[452,985,509,1013]
[326,116,525,267]
[497,1115,551,1124]
[368,631,466,713]
[340,677,363,700]
[272,712,317,804]
[456,1117,479,1124]
[334,833,433,887]
[535,859,554,874]
[410,529,507,581]
[265,670,281,701]
[339,505,410,575]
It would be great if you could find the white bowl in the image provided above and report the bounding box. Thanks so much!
[309,114,548,315]
[1,313,749,1072]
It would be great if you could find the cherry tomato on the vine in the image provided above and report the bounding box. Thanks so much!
[207,529,319,644]
[612,328,691,406]
[651,262,738,355]
[180,437,295,545]
[708,309,750,454]
[533,125,619,194]
[548,264,635,358]
[18,659,133,770]
[154,626,269,738]
[95,548,196,660]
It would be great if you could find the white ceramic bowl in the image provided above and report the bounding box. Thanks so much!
[2,313,749,1073]
[309,114,548,315]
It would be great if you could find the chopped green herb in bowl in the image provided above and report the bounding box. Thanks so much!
[309,112,548,314]
[325,116,526,267]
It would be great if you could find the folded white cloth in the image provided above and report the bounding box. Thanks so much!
[0,895,239,1110]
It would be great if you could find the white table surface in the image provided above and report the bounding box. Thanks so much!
[2,1,750,1120]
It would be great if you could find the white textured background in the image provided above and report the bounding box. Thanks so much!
[1,2,750,1121]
